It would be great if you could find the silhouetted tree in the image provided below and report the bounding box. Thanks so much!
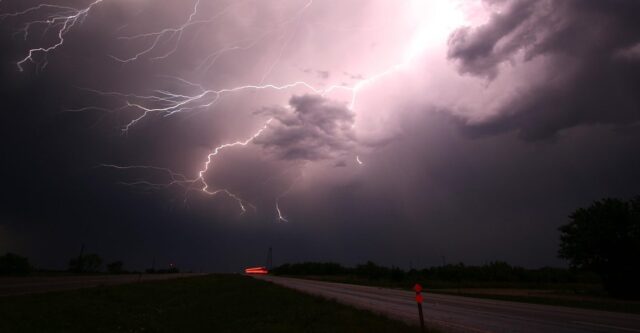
[107,261,124,274]
[0,252,32,276]
[559,197,640,299]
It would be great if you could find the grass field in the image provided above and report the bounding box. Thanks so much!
[282,275,640,314]
[0,274,424,333]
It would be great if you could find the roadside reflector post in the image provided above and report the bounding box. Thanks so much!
[414,283,425,332]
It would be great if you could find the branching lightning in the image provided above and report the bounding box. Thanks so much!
[196,119,273,203]
[110,0,239,63]
[2,0,105,71]
[5,0,442,221]
[98,120,272,215]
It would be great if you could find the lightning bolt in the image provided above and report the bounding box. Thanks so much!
[112,0,312,66]
[83,63,403,134]
[98,120,272,214]
[275,201,288,222]
[274,172,304,223]
[197,119,272,195]
[5,0,439,221]
[110,0,231,63]
[2,0,105,71]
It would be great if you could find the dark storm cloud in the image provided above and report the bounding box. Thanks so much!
[448,0,539,79]
[448,0,640,140]
[254,94,357,161]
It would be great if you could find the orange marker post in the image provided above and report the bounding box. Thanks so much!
[414,283,425,332]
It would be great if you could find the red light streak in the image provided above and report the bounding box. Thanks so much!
[244,266,269,274]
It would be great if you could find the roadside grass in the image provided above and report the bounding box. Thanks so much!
[282,275,640,314]
[0,274,427,333]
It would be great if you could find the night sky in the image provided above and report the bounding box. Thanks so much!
[1,0,640,272]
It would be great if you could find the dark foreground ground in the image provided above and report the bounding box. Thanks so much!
[0,274,423,333]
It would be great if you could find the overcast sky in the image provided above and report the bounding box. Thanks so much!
[1,0,639,272]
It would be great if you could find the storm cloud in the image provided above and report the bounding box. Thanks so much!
[448,0,640,140]
[254,94,357,161]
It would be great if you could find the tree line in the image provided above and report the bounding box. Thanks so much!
[0,252,180,276]
[275,197,639,299]
[273,261,599,286]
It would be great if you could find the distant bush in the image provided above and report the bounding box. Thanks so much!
[0,252,32,276]
[107,261,125,274]
[68,253,102,273]
[145,266,180,274]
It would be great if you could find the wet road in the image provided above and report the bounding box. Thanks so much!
[257,276,640,333]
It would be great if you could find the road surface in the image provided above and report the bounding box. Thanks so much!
[257,276,640,333]
[0,273,205,296]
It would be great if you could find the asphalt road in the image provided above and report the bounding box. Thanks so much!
[0,273,205,296]
[257,276,640,333]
